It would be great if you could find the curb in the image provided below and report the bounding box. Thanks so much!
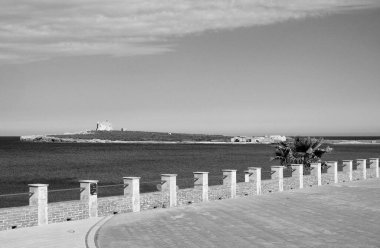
[85,216,113,248]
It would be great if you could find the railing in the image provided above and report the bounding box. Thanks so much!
[0,192,30,208]
[48,188,82,203]
[97,184,125,197]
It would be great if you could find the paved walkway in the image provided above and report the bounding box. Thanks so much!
[1,179,379,247]
[0,216,109,248]
[97,179,380,248]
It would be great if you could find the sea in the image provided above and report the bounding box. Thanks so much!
[0,136,379,208]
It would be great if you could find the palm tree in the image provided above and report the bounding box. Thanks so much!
[271,136,332,168]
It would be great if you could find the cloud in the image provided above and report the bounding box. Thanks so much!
[0,0,379,64]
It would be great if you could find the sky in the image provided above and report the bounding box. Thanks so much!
[1,0,380,136]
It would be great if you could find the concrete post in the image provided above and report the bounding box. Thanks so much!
[369,158,379,178]
[357,159,367,180]
[244,171,249,182]
[194,172,209,202]
[271,166,284,192]
[29,184,48,225]
[222,169,237,198]
[79,180,98,218]
[123,177,140,212]
[342,160,353,181]
[248,167,262,195]
[161,174,177,207]
[326,161,338,183]
[310,163,321,186]
[291,164,303,189]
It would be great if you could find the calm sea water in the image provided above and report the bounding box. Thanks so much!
[0,136,379,207]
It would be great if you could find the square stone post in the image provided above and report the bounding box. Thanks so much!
[123,177,140,212]
[248,167,262,195]
[342,160,353,181]
[357,159,367,180]
[222,169,237,198]
[310,163,321,186]
[244,171,249,182]
[161,174,177,207]
[326,161,338,183]
[29,184,48,225]
[271,166,284,192]
[291,164,303,189]
[369,158,379,178]
[194,172,209,202]
[79,180,98,218]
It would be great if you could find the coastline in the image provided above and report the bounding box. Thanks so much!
[19,135,236,145]
[19,135,380,145]
[325,140,380,145]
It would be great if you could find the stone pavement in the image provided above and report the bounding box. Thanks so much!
[0,216,110,248]
[97,179,380,248]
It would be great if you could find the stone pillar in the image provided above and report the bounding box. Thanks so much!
[222,169,237,198]
[161,174,177,207]
[79,180,98,218]
[123,177,140,212]
[310,163,321,186]
[244,171,249,182]
[271,166,284,192]
[342,160,353,181]
[248,167,262,195]
[369,158,379,178]
[194,172,209,202]
[29,184,48,225]
[357,159,367,180]
[326,161,338,183]
[291,164,303,189]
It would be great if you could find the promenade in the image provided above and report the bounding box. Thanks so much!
[98,179,380,248]
[0,179,379,247]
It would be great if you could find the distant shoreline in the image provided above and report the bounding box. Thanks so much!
[19,135,380,145]
[20,134,236,144]
[325,140,380,145]
[19,135,238,145]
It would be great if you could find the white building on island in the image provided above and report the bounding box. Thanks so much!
[96,120,113,131]
[231,135,286,144]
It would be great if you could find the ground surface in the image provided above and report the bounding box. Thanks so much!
[98,179,380,248]
[0,216,105,248]
[0,179,379,248]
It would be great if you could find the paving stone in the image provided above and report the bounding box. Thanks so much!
[98,179,380,248]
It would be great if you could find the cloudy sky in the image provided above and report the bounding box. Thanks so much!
[1,0,380,136]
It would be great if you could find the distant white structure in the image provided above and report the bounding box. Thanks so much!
[231,135,286,144]
[231,136,242,142]
[269,135,286,142]
[96,120,113,131]
[231,136,251,142]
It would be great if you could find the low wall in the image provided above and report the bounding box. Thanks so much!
[208,185,231,201]
[1,160,379,231]
[140,191,170,210]
[262,179,280,193]
[303,175,317,187]
[48,200,89,224]
[283,177,299,191]
[367,168,377,179]
[177,188,202,206]
[321,173,335,185]
[98,196,132,217]
[0,206,38,230]
[338,173,350,183]
[237,182,257,197]
[352,170,362,181]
